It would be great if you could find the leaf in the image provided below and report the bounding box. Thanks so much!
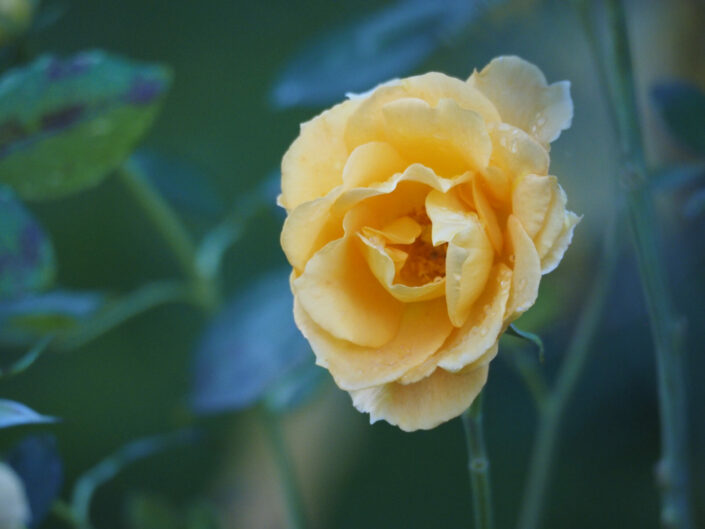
[0,186,55,298]
[192,270,313,414]
[0,399,57,429]
[7,434,63,528]
[270,0,496,108]
[652,81,705,154]
[0,50,172,200]
[507,324,545,362]
[0,290,103,345]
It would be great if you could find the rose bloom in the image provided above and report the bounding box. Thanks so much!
[280,56,579,431]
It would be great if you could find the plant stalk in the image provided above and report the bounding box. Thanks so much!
[581,1,694,527]
[261,406,308,529]
[517,197,618,529]
[462,391,494,529]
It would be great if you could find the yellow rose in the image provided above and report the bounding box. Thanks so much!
[280,56,579,431]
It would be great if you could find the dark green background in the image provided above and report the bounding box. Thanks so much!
[2,0,704,527]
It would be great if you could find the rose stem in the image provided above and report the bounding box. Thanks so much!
[262,405,309,529]
[580,1,694,527]
[119,162,310,528]
[117,162,219,311]
[462,391,494,529]
[517,201,618,529]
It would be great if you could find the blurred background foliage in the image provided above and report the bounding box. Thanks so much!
[0,0,703,528]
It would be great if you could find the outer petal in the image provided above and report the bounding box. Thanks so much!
[350,365,488,432]
[512,174,557,238]
[281,191,342,272]
[541,211,581,274]
[469,56,573,145]
[506,215,541,318]
[294,297,453,391]
[381,98,492,174]
[345,72,500,150]
[436,264,512,371]
[488,122,550,177]
[293,237,403,348]
[280,98,360,210]
[533,183,567,259]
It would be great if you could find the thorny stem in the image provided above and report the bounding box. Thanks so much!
[579,1,694,528]
[462,391,494,529]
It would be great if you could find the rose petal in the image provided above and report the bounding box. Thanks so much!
[280,98,360,210]
[425,189,475,246]
[345,72,500,150]
[541,211,581,274]
[358,233,445,302]
[445,214,494,328]
[361,215,422,245]
[381,98,492,175]
[293,237,403,348]
[506,215,541,318]
[473,177,504,254]
[512,174,556,238]
[533,182,567,260]
[281,192,342,272]
[488,122,550,176]
[469,56,573,145]
[341,141,407,189]
[350,365,488,432]
[436,264,512,371]
[294,297,452,391]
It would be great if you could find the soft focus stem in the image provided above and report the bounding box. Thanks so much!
[462,391,493,529]
[580,1,694,527]
[261,405,308,529]
[117,163,219,311]
[517,199,618,529]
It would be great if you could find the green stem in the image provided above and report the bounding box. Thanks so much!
[261,406,308,529]
[582,2,694,527]
[117,163,218,310]
[517,194,619,529]
[462,392,493,529]
[57,281,195,351]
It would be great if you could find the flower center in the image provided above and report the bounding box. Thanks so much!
[390,210,447,287]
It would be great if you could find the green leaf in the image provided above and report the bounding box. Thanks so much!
[651,162,705,192]
[271,0,500,108]
[0,50,172,200]
[507,324,545,363]
[0,186,55,298]
[0,290,103,345]
[191,270,313,414]
[0,399,57,429]
[652,81,705,154]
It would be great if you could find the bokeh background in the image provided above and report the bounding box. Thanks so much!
[1,0,704,528]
